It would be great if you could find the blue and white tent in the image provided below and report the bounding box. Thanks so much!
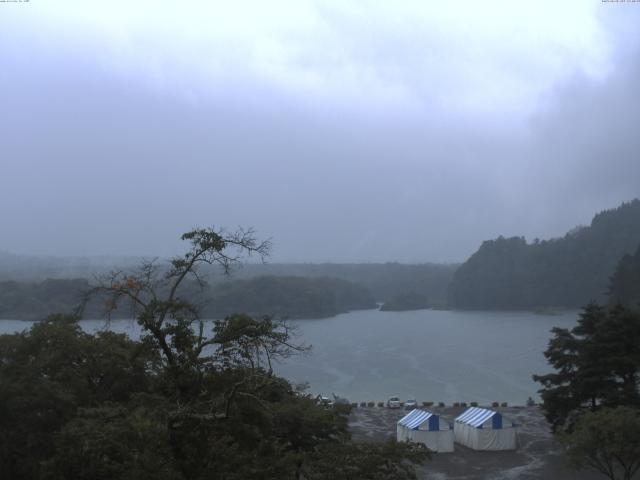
[397,409,454,452]
[454,407,517,450]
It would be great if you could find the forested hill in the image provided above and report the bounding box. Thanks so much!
[609,242,640,308]
[449,199,640,309]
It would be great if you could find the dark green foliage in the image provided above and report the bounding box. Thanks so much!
[609,243,640,308]
[0,314,157,480]
[535,289,640,479]
[305,440,429,480]
[0,228,427,479]
[380,291,429,311]
[450,199,640,309]
[43,401,180,480]
[533,304,640,431]
[0,316,421,480]
[559,407,640,480]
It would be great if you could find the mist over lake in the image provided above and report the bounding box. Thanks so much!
[1,309,577,405]
[3,2,640,478]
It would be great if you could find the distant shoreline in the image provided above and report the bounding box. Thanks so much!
[0,306,581,322]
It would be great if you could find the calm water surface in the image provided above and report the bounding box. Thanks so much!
[1,309,578,405]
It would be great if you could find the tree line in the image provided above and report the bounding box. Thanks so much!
[449,199,640,309]
[0,250,457,308]
[0,275,375,321]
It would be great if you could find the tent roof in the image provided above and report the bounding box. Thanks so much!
[455,407,498,428]
[398,409,435,429]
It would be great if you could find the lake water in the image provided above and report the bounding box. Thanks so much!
[0,308,579,405]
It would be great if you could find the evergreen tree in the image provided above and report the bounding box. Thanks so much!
[533,304,640,431]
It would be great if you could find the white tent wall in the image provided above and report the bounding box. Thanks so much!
[454,417,517,451]
[409,428,454,453]
[397,423,410,442]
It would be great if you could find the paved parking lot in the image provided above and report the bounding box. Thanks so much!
[348,405,602,480]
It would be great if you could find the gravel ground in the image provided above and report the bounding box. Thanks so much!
[348,405,603,480]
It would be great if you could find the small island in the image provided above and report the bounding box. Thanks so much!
[380,291,430,311]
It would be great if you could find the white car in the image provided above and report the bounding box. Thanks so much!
[317,395,334,408]
[387,396,402,409]
[405,399,418,410]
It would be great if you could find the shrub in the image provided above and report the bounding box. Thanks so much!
[470,402,478,407]
[360,401,367,407]
[461,402,467,408]
[367,401,375,408]
[438,402,445,407]
[351,402,358,408]
[422,401,433,407]
[377,401,384,408]
[501,402,508,407]
[453,402,460,407]
[492,402,499,407]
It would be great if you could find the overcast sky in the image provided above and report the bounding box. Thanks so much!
[1,1,639,263]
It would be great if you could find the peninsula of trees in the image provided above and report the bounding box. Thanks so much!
[379,291,430,311]
[204,275,376,319]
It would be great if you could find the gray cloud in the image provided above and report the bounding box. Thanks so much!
[0,3,639,263]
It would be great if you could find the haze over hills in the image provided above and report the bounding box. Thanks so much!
[2,3,640,478]
[0,251,456,302]
[0,258,456,320]
[0,251,143,282]
[1,199,639,318]
[0,260,460,320]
